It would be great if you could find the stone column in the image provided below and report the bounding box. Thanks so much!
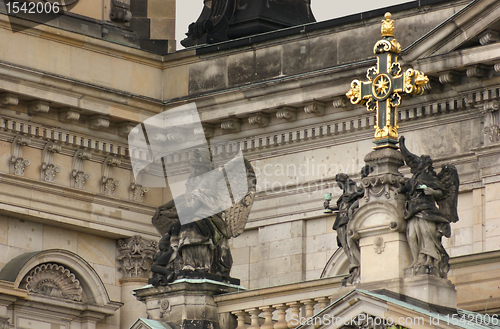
[117,236,157,329]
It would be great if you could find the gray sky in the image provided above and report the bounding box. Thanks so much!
[175,0,412,49]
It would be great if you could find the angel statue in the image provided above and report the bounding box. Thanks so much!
[324,165,372,285]
[149,148,256,286]
[397,136,459,278]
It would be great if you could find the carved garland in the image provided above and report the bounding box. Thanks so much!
[25,263,83,301]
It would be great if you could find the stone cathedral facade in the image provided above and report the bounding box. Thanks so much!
[0,0,499,329]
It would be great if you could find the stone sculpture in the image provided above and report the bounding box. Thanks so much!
[324,165,372,285]
[149,148,256,286]
[397,136,459,278]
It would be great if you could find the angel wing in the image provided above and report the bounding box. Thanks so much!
[436,164,459,223]
[220,157,257,238]
[399,136,420,171]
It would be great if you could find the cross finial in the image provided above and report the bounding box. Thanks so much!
[345,12,429,149]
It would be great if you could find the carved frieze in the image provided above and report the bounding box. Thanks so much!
[25,263,83,301]
[102,156,121,196]
[117,235,157,278]
[41,141,62,182]
[71,149,92,189]
[10,135,31,176]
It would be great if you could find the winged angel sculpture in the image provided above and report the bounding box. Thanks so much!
[149,148,256,286]
[397,136,459,278]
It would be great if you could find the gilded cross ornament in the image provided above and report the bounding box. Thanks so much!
[346,12,429,148]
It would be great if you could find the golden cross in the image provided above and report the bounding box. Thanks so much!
[346,12,429,149]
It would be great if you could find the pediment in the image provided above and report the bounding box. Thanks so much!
[297,290,488,329]
[403,0,500,62]
[129,318,172,329]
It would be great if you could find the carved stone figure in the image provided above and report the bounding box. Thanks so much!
[149,148,256,286]
[397,136,459,278]
[324,165,372,285]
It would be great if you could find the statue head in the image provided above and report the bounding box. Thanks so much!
[190,148,212,175]
[335,173,357,193]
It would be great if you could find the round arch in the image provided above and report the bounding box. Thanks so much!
[320,247,349,278]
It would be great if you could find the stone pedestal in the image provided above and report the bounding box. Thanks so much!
[134,279,244,329]
[403,274,457,308]
[120,278,149,329]
[350,148,410,283]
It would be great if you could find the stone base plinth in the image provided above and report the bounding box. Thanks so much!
[403,274,457,309]
[134,279,245,329]
[359,231,411,283]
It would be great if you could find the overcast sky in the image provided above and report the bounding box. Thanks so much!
[175,0,412,49]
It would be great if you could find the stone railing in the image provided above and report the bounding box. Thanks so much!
[215,276,345,329]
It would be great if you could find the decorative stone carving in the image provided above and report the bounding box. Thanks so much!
[479,30,499,45]
[89,115,110,129]
[304,102,325,115]
[71,149,92,189]
[118,122,137,137]
[438,71,460,85]
[221,119,241,132]
[60,108,81,122]
[27,100,50,114]
[166,129,187,143]
[248,114,269,127]
[373,237,385,254]
[193,123,214,138]
[275,107,297,121]
[101,156,121,195]
[130,183,149,202]
[466,65,488,78]
[159,299,170,319]
[41,141,62,182]
[10,135,31,176]
[25,263,83,301]
[117,235,157,278]
[151,132,168,142]
[495,63,500,73]
[332,98,347,108]
[0,93,19,106]
[480,100,500,143]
